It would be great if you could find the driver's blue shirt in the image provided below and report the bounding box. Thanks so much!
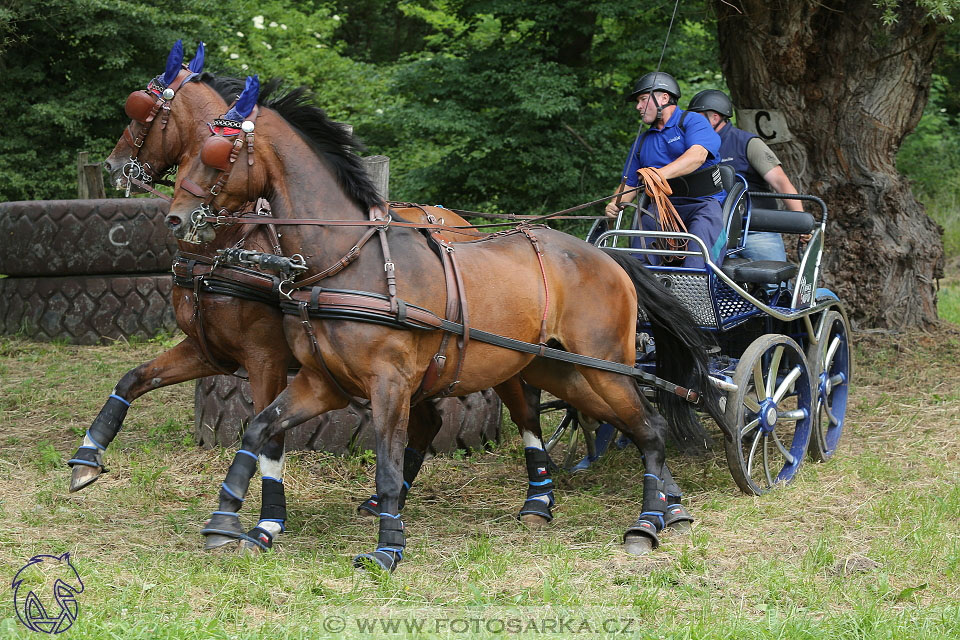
[624,108,724,202]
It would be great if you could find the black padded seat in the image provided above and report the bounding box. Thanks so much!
[720,256,749,280]
[727,260,798,284]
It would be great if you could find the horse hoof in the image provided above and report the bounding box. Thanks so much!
[623,533,655,556]
[69,465,102,493]
[239,539,266,555]
[353,551,398,573]
[204,534,242,552]
[519,514,550,530]
[665,520,692,534]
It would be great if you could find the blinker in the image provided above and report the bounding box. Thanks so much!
[124,90,157,123]
[200,135,236,171]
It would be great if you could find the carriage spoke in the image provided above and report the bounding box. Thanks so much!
[773,365,802,403]
[752,362,767,403]
[778,408,806,421]
[743,395,761,413]
[828,373,846,388]
[746,428,762,477]
[740,417,761,438]
[763,435,774,487]
[771,427,797,464]
[766,346,784,398]
[824,335,842,370]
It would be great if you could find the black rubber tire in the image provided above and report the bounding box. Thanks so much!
[0,273,177,344]
[0,199,177,276]
[194,374,502,455]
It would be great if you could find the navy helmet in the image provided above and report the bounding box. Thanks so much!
[687,89,734,118]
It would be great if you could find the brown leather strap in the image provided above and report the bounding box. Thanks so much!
[292,226,380,290]
[371,205,399,314]
[297,302,352,401]
[521,227,550,352]
[191,276,243,377]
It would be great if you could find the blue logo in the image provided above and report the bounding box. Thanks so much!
[11,553,84,634]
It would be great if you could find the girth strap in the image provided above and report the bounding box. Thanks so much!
[191,275,242,377]
[297,302,353,402]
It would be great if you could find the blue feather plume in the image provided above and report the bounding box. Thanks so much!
[224,75,260,121]
[187,41,205,73]
[162,39,184,86]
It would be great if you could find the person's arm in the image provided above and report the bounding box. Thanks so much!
[655,144,709,180]
[605,183,637,218]
[762,165,804,212]
[746,137,803,212]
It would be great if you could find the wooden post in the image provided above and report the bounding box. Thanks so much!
[77,152,106,199]
[362,155,390,201]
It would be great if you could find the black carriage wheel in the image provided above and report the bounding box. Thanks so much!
[724,334,815,495]
[806,309,852,462]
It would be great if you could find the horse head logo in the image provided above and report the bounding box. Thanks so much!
[11,553,84,634]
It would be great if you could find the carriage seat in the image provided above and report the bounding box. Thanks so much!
[720,258,797,284]
[719,206,815,284]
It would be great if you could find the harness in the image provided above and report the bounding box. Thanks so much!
[182,209,704,405]
[121,68,200,199]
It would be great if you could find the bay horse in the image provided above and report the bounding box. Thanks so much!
[164,76,724,571]
[73,41,544,553]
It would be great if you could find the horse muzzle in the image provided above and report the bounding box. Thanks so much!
[166,207,217,244]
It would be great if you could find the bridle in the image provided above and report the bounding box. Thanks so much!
[120,67,198,198]
[177,105,261,245]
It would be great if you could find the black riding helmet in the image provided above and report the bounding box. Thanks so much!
[627,71,681,102]
[687,89,734,118]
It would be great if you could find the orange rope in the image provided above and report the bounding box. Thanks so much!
[636,167,687,263]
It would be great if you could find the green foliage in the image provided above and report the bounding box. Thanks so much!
[0,0,382,201]
[897,73,960,257]
[364,0,722,218]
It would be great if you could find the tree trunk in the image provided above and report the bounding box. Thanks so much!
[713,0,944,328]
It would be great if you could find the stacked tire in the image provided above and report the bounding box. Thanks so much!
[194,375,502,456]
[0,199,178,344]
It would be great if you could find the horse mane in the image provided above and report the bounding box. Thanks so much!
[195,72,247,104]
[256,80,382,212]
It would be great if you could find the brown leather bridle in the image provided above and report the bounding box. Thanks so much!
[119,67,198,198]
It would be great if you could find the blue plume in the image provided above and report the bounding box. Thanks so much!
[187,41,205,73]
[224,75,260,121]
[162,39,184,85]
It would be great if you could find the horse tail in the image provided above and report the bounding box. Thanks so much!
[601,249,724,452]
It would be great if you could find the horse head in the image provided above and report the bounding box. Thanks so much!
[104,39,217,194]
[166,75,272,244]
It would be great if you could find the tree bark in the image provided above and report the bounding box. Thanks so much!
[713,0,944,328]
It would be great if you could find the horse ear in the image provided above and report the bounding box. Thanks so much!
[187,41,205,73]
[162,39,184,85]
[234,75,259,118]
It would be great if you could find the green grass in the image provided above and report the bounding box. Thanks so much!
[0,334,958,639]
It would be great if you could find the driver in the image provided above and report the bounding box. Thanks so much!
[605,71,726,269]
[686,89,804,263]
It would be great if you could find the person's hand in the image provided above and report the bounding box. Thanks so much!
[604,201,622,219]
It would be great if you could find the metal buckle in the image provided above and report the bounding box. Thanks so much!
[384,260,395,272]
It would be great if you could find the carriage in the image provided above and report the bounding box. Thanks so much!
[541,165,852,496]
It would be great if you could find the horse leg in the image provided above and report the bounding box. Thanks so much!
[523,359,676,554]
[353,375,412,573]
[238,363,290,553]
[357,398,433,518]
[201,369,346,552]
[68,338,224,492]
[493,377,556,528]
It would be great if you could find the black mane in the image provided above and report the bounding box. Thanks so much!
[196,72,247,104]
[257,80,382,211]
